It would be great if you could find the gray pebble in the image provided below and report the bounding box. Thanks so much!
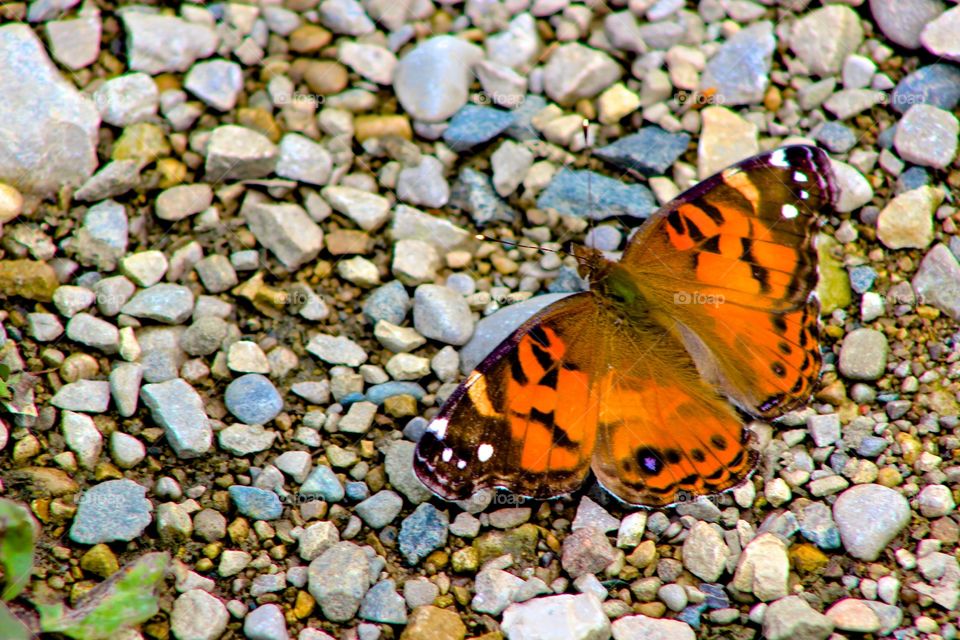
[155,184,213,221]
[543,42,621,105]
[537,169,656,220]
[308,541,372,622]
[229,486,283,521]
[833,483,910,561]
[92,275,136,316]
[185,59,243,111]
[93,72,159,126]
[242,195,324,270]
[913,243,960,320]
[894,104,959,168]
[356,490,404,529]
[243,603,289,640]
[205,125,278,181]
[869,0,945,49]
[195,255,238,294]
[700,21,774,105]
[51,379,111,413]
[595,127,691,176]
[27,313,63,342]
[396,155,450,208]
[218,423,277,456]
[61,410,103,469]
[224,374,283,425]
[121,284,194,324]
[398,503,448,565]
[70,479,153,544]
[413,284,474,346]
[838,328,888,380]
[394,35,483,122]
[301,465,345,502]
[122,12,218,74]
[141,378,213,458]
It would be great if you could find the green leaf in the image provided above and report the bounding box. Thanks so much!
[0,363,10,381]
[0,499,38,601]
[0,602,32,640]
[39,552,168,640]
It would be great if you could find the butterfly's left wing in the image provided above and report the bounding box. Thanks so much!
[414,293,602,501]
[621,145,835,419]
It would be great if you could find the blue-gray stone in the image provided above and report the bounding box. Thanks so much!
[301,465,345,502]
[121,284,194,324]
[798,501,841,549]
[594,127,691,176]
[443,104,515,151]
[891,64,960,114]
[877,125,897,149]
[506,94,547,141]
[829,451,850,474]
[857,435,889,457]
[759,510,799,540]
[365,381,426,404]
[896,166,929,194]
[677,603,707,630]
[363,281,411,326]
[355,490,404,529]
[229,486,283,520]
[815,121,857,153]
[700,21,775,105]
[224,374,283,425]
[547,266,589,294]
[848,265,877,293]
[537,169,657,220]
[398,503,449,565]
[403,416,429,442]
[699,583,730,610]
[450,167,517,225]
[345,481,370,502]
[359,579,407,624]
[70,479,153,544]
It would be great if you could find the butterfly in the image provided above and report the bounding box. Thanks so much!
[413,145,836,507]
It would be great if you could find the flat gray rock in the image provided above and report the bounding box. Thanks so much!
[140,378,212,458]
[69,479,153,544]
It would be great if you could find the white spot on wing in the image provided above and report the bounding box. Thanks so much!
[799,190,809,200]
[477,443,494,462]
[769,149,789,168]
[781,203,799,219]
[427,418,448,439]
[441,448,453,462]
[793,171,808,182]
[456,460,467,469]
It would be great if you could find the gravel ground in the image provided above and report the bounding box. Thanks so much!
[1,1,959,639]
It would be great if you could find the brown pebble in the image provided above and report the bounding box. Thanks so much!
[289,24,332,53]
[237,108,282,143]
[303,60,348,95]
[354,115,413,142]
[325,229,372,255]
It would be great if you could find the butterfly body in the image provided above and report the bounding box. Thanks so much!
[414,145,836,507]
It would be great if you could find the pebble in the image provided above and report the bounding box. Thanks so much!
[612,614,694,640]
[70,479,153,544]
[543,43,621,105]
[298,522,339,561]
[275,134,333,187]
[701,21,774,105]
[732,533,789,601]
[51,379,110,414]
[0,25,99,197]
[843,54,876,90]
[443,105,515,152]
[395,155,450,209]
[229,486,283,521]
[877,185,940,249]
[193,509,226,542]
[682,521,727,582]
[385,440,434,504]
[891,64,960,114]
[829,159,874,213]
[45,10,101,70]
[122,12,217,74]
[490,141,534,198]
[185,59,243,111]
[108,431,144,470]
[402,606,465,639]
[916,484,956,518]
[224,374,283,425]
[109,362,143,418]
[838,328,888,381]
[141,378,212,458]
[73,160,139,202]
[595,127,691,176]
[53,285,95,318]
[833,483,911,560]
[121,284,195,324]
[561,526,617,578]
[914,243,960,320]
[537,168,656,220]
[155,184,213,221]
[394,35,483,123]
[571,496,619,533]
[241,196,324,270]
[61,410,102,469]
[894,104,959,168]
[171,590,229,640]
[359,579,407,624]
[473,569,525,615]
[68,200,129,269]
[398,503,449,565]
[391,204,475,254]
[403,577,439,609]
[502,594,610,640]
[374,321,426,354]
[319,0,374,35]
[308,542,372,622]
[322,185,391,233]
[823,88,885,120]
[814,122,857,154]
[226,341,270,374]
[205,125,278,181]
[487,13,540,70]
[93,72,159,126]
[697,106,758,179]
[307,334,368,367]
[355,490,403,529]
[825,598,880,634]
[413,284,475,346]
[761,595,834,640]
[789,5,863,76]
[870,0,945,49]
[300,466,343,504]
[27,313,63,342]
[120,250,168,287]
[243,603,289,640]
[195,255,238,294]
[807,413,841,447]
[392,239,440,286]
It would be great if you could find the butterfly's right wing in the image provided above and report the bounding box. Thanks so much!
[414,293,601,501]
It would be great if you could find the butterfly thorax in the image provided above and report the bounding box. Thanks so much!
[574,245,644,310]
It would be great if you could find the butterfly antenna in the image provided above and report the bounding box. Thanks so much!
[474,233,567,257]
[583,118,597,240]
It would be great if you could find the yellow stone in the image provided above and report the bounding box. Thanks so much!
[895,432,922,465]
[0,182,23,224]
[790,543,829,573]
[112,123,170,164]
[451,546,478,573]
[0,260,58,302]
[598,83,641,124]
[80,544,119,578]
[627,540,657,568]
[294,590,315,619]
[355,115,413,142]
[400,606,466,640]
[637,601,666,617]
[876,466,903,487]
[156,158,187,189]
[385,394,418,417]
